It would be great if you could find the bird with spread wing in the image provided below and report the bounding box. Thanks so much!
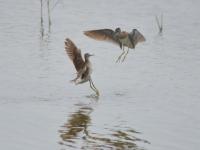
[64,38,99,96]
[84,28,145,62]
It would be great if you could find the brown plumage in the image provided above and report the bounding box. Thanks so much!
[65,38,85,72]
[84,28,145,62]
[84,29,122,49]
[64,38,99,96]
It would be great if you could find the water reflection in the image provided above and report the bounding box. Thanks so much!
[85,94,99,101]
[59,102,149,150]
[83,128,150,150]
[59,103,93,148]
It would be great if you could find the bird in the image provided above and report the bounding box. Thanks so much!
[64,38,99,96]
[84,28,145,62]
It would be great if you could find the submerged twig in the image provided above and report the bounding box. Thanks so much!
[40,0,44,37]
[47,0,52,32]
[39,0,60,37]
[51,0,61,11]
[155,14,163,34]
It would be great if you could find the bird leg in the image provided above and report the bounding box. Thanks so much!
[90,80,100,96]
[122,47,129,62]
[116,46,125,63]
[89,81,96,92]
[89,78,99,96]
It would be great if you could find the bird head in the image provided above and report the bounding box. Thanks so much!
[115,27,121,33]
[131,29,137,38]
[84,53,94,59]
[132,29,137,34]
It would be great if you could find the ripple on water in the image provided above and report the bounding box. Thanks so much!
[58,102,149,150]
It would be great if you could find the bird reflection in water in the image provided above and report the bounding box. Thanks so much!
[59,104,92,148]
[59,103,149,150]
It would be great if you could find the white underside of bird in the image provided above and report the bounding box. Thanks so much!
[74,62,93,85]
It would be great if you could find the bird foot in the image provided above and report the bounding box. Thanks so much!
[121,55,127,62]
[116,56,123,63]
[95,90,100,97]
[115,58,121,63]
[70,78,77,84]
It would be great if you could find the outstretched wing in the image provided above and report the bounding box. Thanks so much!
[131,29,146,45]
[84,29,122,49]
[65,38,85,72]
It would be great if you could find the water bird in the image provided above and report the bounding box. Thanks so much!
[65,38,99,96]
[84,28,145,62]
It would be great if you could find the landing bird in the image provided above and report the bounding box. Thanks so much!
[84,28,145,62]
[64,38,99,96]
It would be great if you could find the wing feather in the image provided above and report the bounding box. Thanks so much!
[65,38,85,72]
[131,29,146,45]
[84,29,122,49]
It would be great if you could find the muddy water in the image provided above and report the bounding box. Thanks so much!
[0,0,200,150]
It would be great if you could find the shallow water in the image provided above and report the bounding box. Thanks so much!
[0,0,200,150]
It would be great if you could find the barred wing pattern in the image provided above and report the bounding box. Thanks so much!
[132,29,146,45]
[65,38,85,72]
[84,29,122,49]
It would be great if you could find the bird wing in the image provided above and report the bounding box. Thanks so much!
[132,29,146,44]
[65,38,85,72]
[128,34,135,48]
[84,29,122,49]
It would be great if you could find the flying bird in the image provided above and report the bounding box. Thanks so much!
[84,28,145,62]
[64,38,99,96]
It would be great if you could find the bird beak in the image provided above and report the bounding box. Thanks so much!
[89,54,94,57]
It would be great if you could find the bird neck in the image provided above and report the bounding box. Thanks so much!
[84,58,92,71]
[85,57,90,63]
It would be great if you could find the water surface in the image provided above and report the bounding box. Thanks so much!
[0,0,200,150]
